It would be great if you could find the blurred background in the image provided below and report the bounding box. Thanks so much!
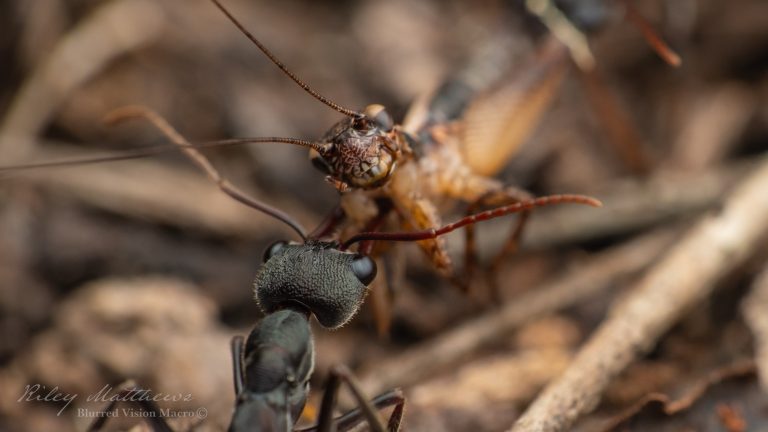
[1,0,767,430]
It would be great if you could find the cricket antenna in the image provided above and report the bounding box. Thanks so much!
[341,194,602,248]
[105,105,309,240]
[0,137,327,173]
[209,0,364,119]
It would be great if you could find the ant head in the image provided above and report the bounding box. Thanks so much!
[311,104,399,191]
[255,240,377,329]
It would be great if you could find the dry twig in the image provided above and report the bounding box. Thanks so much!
[511,155,768,432]
[743,263,768,393]
[596,359,756,432]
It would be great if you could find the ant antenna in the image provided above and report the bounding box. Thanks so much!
[209,0,364,119]
[104,105,309,240]
[341,194,602,248]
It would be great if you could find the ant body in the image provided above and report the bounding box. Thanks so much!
[88,307,405,432]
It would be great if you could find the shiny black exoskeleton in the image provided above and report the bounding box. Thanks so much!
[228,308,314,431]
[219,234,399,431]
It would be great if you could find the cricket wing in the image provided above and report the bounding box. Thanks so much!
[460,39,570,177]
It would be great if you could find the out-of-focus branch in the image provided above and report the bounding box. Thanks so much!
[0,0,165,158]
[511,155,768,432]
[743,263,768,393]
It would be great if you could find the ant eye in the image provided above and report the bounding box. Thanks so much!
[350,255,377,286]
[263,241,288,263]
[363,104,393,132]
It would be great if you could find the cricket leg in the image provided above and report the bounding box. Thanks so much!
[392,192,453,276]
[577,65,651,175]
[463,184,533,300]
[308,205,346,239]
[357,202,396,337]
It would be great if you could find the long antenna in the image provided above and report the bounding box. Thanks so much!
[342,194,602,248]
[620,0,682,67]
[0,137,325,172]
[210,0,363,118]
[105,105,308,240]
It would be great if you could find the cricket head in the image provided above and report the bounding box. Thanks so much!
[310,104,401,192]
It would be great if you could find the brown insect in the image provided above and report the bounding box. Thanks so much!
[2,0,617,333]
[3,1,598,275]
[202,0,682,297]
[202,0,596,285]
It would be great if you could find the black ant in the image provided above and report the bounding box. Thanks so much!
[87,308,405,432]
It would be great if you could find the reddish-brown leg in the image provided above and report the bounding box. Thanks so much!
[358,203,396,337]
[577,65,651,175]
[464,185,532,300]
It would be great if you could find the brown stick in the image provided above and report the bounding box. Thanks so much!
[511,155,768,432]
[742,264,768,393]
[360,228,677,394]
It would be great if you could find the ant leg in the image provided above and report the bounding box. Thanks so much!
[332,389,405,432]
[309,365,404,432]
[296,390,405,432]
[87,380,174,432]
[308,205,346,239]
[231,336,245,396]
[464,185,532,300]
